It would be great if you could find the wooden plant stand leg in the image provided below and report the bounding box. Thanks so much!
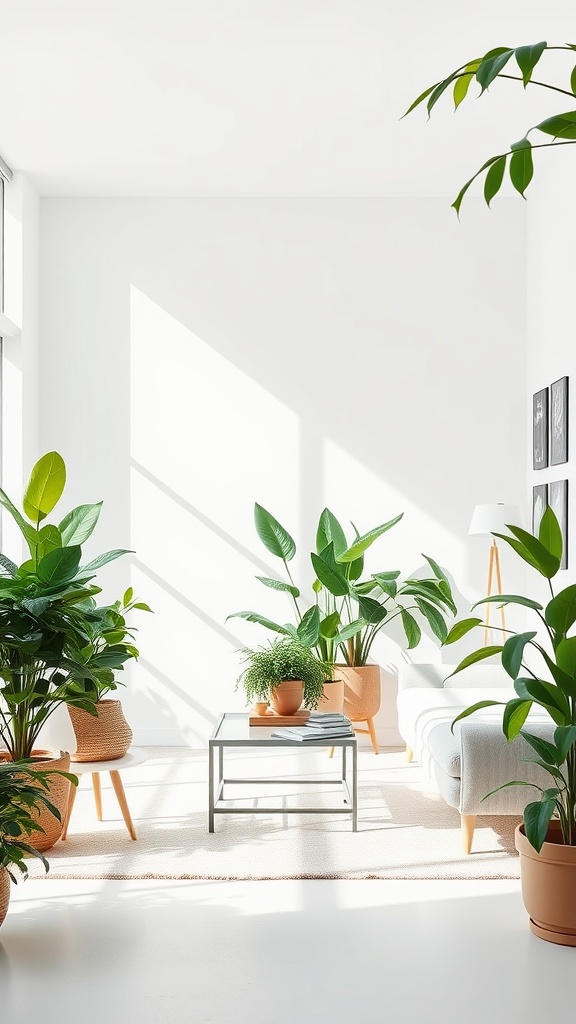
[366,717,379,755]
[60,779,78,841]
[461,813,477,855]
[109,770,137,841]
[92,772,103,821]
[406,745,414,763]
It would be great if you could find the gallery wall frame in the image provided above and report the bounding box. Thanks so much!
[550,376,569,466]
[532,387,549,470]
[532,483,548,537]
[549,479,568,570]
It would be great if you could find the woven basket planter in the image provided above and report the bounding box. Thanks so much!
[29,750,72,852]
[68,699,133,762]
[336,664,381,722]
[0,868,10,929]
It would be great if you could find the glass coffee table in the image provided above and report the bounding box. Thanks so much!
[208,712,358,832]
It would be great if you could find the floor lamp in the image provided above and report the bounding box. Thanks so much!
[468,503,522,645]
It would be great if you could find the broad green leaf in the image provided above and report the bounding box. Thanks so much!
[373,574,397,599]
[426,73,461,115]
[554,725,576,763]
[0,487,40,552]
[502,631,537,679]
[453,61,481,108]
[452,699,504,731]
[316,508,347,557]
[536,110,576,140]
[401,82,438,118]
[226,611,292,636]
[253,503,296,561]
[502,698,532,740]
[520,730,560,767]
[524,798,556,853]
[443,617,483,645]
[401,580,454,613]
[546,586,576,634]
[514,41,547,86]
[36,545,81,585]
[556,637,576,679]
[471,593,542,611]
[400,608,421,649]
[539,505,563,561]
[82,549,131,572]
[334,619,365,644]
[357,596,387,624]
[371,570,401,582]
[347,555,364,582]
[539,647,576,699]
[255,577,300,598]
[414,598,448,642]
[509,138,533,197]
[571,64,576,96]
[21,596,52,618]
[338,514,403,563]
[446,645,503,678]
[0,554,17,577]
[515,677,570,724]
[310,548,349,597]
[476,47,514,91]
[319,611,340,639]
[484,155,506,205]
[452,154,504,216]
[297,605,320,647]
[494,529,560,578]
[22,451,66,524]
[36,524,62,560]
[59,502,103,546]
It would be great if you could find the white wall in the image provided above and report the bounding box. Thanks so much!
[38,197,527,746]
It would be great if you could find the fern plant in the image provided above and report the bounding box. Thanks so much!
[237,638,327,710]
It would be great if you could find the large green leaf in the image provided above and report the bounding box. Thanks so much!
[524,798,557,853]
[484,154,507,205]
[36,545,81,586]
[446,646,503,678]
[334,619,365,644]
[476,47,514,91]
[297,605,320,647]
[536,110,576,140]
[453,61,481,108]
[316,508,347,557]
[400,608,421,649]
[509,138,533,197]
[0,487,39,552]
[36,524,62,561]
[226,611,292,636]
[554,726,576,763]
[452,154,505,216]
[556,637,576,680]
[22,451,66,525]
[520,730,560,767]
[514,41,547,86]
[253,504,296,561]
[414,598,448,642]
[319,611,340,639]
[442,617,483,645]
[357,596,387,624]
[255,577,300,598]
[502,698,532,740]
[501,631,537,679]
[538,647,576,699]
[494,529,560,578]
[338,514,403,563]
[452,699,504,731]
[545,586,576,634]
[59,502,103,546]
[373,574,397,599]
[310,548,349,597]
[514,677,570,724]
[571,64,576,96]
[539,505,563,561]
[82,549,131,572]
[472,593,542,612]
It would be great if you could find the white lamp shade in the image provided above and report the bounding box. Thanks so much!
[468,503,522,537]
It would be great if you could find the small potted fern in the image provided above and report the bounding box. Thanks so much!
[237,638,327,716]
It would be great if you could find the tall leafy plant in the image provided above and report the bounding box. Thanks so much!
[405,41,576,213]
[0,760,76,881]
[444,506,576,851]
[0,452,132,759]
[229,504,455,668]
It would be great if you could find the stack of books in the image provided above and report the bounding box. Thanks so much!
[272,712,354,742]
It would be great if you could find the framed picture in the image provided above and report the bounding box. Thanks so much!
[550,376,569,466]
[532,484,548,537]
[549,479,568,570]
[532,387,548,470]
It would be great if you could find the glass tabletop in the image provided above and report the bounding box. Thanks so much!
[210,712,356,745]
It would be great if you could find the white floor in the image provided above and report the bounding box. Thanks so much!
[2,877,573,1023]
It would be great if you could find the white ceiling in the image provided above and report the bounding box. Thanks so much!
[0,0,574,196]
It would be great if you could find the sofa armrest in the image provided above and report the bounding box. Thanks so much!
[459,719,554,814]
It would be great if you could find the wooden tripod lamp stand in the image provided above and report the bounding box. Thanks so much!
[468,503,522,646]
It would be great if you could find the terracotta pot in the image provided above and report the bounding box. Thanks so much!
[318,677,345,714]
[252,702,269,717]
[515,821,576,946]
[29,750,72,852]
[68,699,133,762]
[270,680,304,716]
[336,664,381,722]
[0,868,9,929]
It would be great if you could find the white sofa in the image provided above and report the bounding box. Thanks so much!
[396,662,554,853]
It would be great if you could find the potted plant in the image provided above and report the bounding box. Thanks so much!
[404,39,576,212]
[65,589,152,762]
[0,759,76,928]
[237,638,327,716]
[0,451,132,848]
[443,506,576,945]
[229,503,455,747]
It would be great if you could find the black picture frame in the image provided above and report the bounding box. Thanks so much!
[532,483,548,537]
[549,479,568,570]
[550,376,569,466]
[533,387,548,470]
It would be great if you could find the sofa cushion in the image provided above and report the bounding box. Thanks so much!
[396,686,514,758]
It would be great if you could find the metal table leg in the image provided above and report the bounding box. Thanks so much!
[352,741,358,832]
[208,741,215,832]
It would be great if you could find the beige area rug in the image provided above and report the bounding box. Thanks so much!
[30,746,521,881]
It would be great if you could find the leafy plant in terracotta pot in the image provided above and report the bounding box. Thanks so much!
[443,507,576,945]
[65,588,152,762]
[237,638,327,716]
[0,759,77,928]
[0,451,132,847]
[230,504,455,749]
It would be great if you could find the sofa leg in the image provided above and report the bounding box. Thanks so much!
[461,814,477,855]
[406,745,414,763]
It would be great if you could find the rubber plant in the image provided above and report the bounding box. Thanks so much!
[0,451,133,760]
[229,504,455,667]
[405,40,576,213]
[443,506,576,851]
